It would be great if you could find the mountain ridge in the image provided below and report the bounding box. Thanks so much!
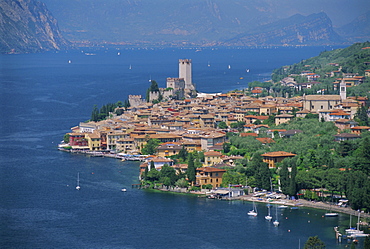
[0,0,71,53]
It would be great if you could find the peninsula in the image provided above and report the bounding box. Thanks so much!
[59,42,370,219]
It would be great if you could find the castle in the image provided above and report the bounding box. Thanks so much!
[149,59,196,102]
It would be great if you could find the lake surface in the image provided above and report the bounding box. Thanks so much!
[0,46,357,248]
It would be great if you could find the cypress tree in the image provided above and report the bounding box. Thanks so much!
[280,162,290,195]
[91,104,99,121]
[187,153,196,185]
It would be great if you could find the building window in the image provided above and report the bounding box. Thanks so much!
[321,105,323,109]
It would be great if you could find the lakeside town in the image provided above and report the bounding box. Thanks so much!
[59,44,370,227]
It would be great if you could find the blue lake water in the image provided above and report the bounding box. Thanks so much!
[0,46,357,248]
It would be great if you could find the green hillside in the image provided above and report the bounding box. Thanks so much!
[270,42,370,98]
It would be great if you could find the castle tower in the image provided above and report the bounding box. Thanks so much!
[179,59,194,90]
[340,79,346,101]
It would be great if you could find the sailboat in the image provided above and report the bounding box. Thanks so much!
[265,204,272,221]
[248,201,258,216]
[324,196,338,217]
[346,212,366,236]
[129,64,132,70]
[273,205,279,227]
[76,172,80,190]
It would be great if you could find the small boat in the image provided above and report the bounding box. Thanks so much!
[324,212,338,217]
[121,188,127,192]
[273,205,279,227]
[246,69,250,72]
[265,205,272,221]
[325,199,338,217]
[76,172,80,190]
[278,205,288,209]
[248,201,258,216]
[129,64,132,70]
[68,60,72,64]
[228,65,231,69]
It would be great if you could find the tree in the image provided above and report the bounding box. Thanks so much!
[142,164,149,180]
[116,101,123,108]
[304,236,325,249]
[160,164,177,186]
[91,104,99,122]
[353,136,370,175]
[223,142,231,154]
[187,153,196,185]
[355,105,369,126]
[175,178,189,188]
[146,167,160,182]
[288,164,298,197]
[141,138,161,155]
[150,161,155,170]
[218,121,228,129]
[250,154,271,190]
[146,80,159,101]
[123,99,130,109]
[63,134,70,144]
[178,146,188,162]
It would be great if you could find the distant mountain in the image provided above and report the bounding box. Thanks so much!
[39,0,356,47]
[224,13,345,46]
[336,11,370,43]
[0,0,71,53]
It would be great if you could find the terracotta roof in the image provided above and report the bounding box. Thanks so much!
[351,126,370,130]
[204,151,222,156]
[261,151,296,157]
[240,133,258,137]
[256,137,275,144]
[197,167,226,173]
[275,114,294,118]
[334,133,360,138]
[304,95,341,101]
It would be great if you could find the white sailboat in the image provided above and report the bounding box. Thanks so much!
[346,212,366,236]
[324,195,338,217]
[273,205,279,227]
[265,204,272,221]
[248,201,258,216]
[76,172,80,190]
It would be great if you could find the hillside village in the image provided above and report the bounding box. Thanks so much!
[59,43,370,211]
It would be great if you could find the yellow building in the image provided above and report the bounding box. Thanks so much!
[85,132,101,151]
[203,151,223,166]
[303,95,341,112]
[156,142,182,157]
[275,114,294,125]
[196,167,226,188]
[261,151,296,168]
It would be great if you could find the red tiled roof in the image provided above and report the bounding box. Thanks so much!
[240,133,258,137]
[261,151,296,157]
[256,137,275,144]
